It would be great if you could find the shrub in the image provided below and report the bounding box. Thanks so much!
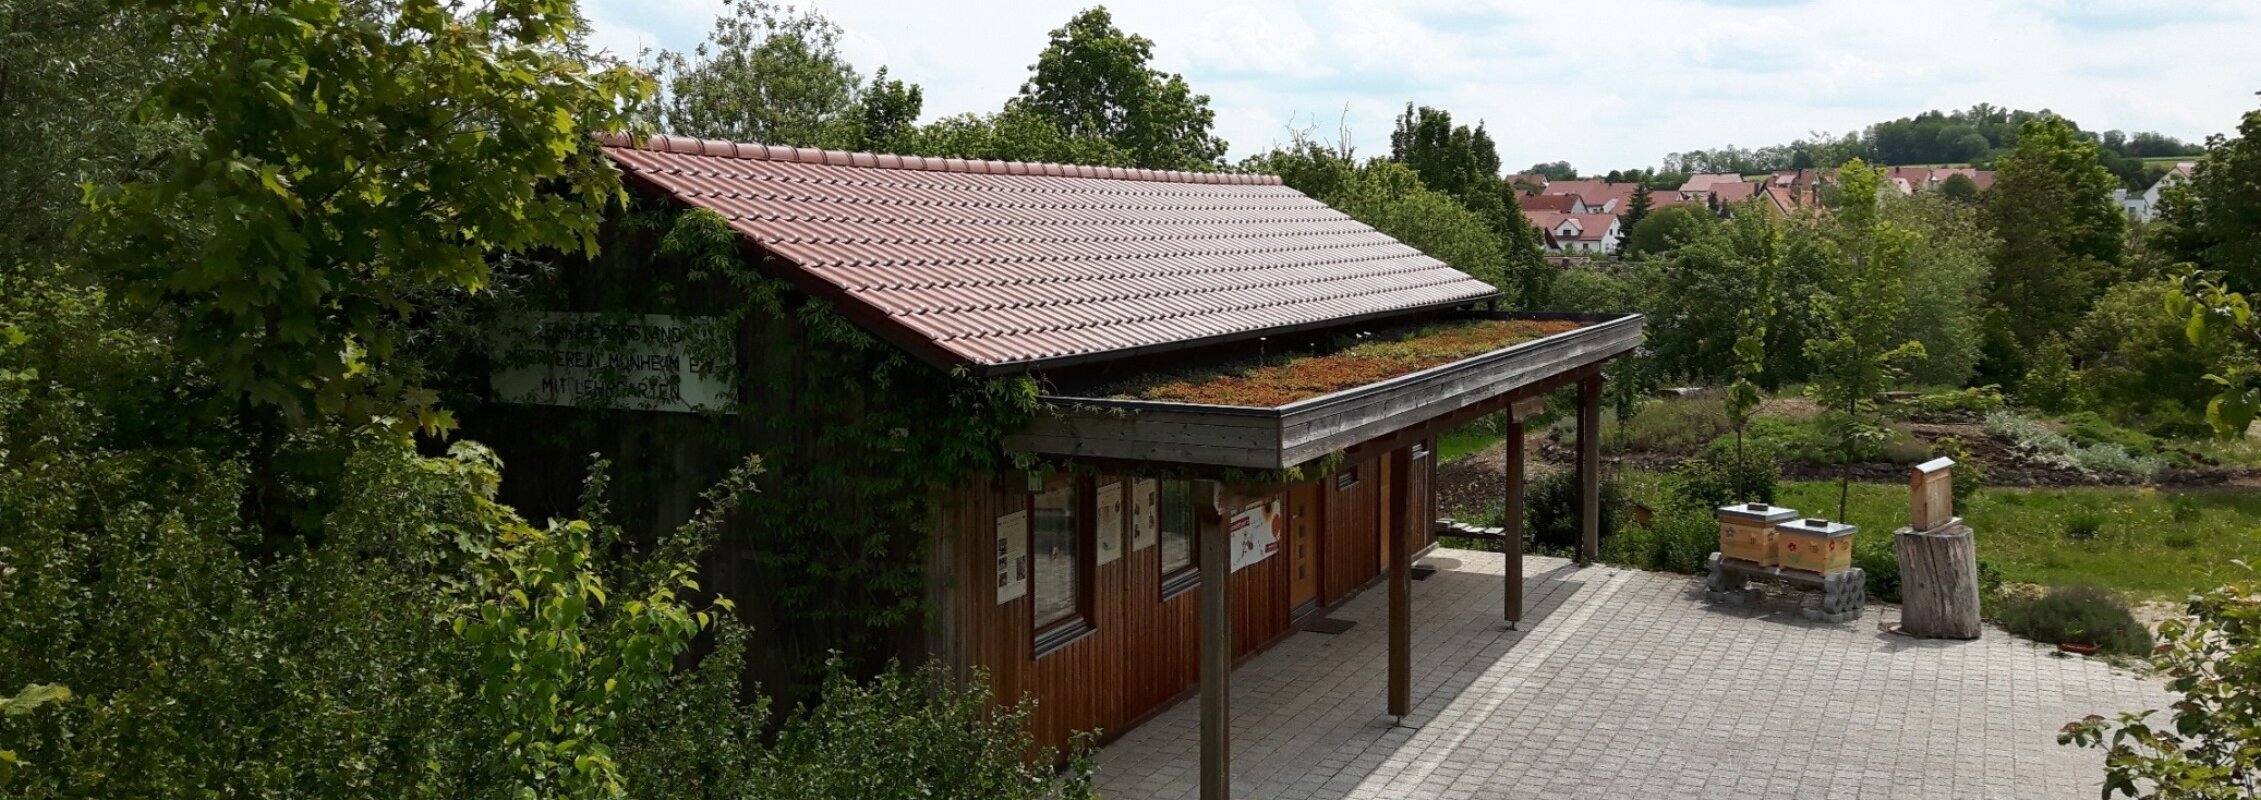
[2063,510,2106,541]
[1930,435,1987,506]
[1670,444,1781,511]
[1998,586,2152,656]
[763,661,1096,800]
[1733,415,1846,466]
[2061,575,2261,792]
[1910,385,2007,417]
[1855,535,1902,603]
[1602,507,1715,575]
[1523,469,1625,554]
[1609,395,1733,455]
[1984,410,2162,478]
[2016,336,2077,413]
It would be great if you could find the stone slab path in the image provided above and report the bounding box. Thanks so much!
[1095,549,2168,799]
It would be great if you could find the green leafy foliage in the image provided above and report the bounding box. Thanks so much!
[1602,507,1716,575]
[2061,574,2261,798]
[2076,278,2230,437]
[1608,395,1733,455]
[1854,535,1901,603]
[1249,144,1507,291]
[765,661,1097,800]
[2155,100,2261,293]
[1980,116,2125,381]
[646,0,872,149]
[1671,443,1782,511]
[2163,270,2261,439]
[1522,469,1626,554]
[1011,6,1225,171]
[1804,160,1928,517]
[1625,205,1715,257]
[2016,336,2078,413]
[1998,586,2152,656]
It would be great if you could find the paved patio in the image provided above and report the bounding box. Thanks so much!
[1094,549,2168,799]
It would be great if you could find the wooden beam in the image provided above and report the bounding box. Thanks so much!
[1387,447,1413,719]
[1196,481,1231,800]
[1576,373,1603,565]
[1503,406,1528,627]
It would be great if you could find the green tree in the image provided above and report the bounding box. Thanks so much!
[79,0,648,538]
[2075,278,2230,436]
[1012,7,1225,171]
[1389,103,1500,197]
[1625,204,1714,257]
[2062,572,2261,799]
[909,108,1132,166]
[2157,100,2261,293]
[1938,172,1980,202]
[1618,185,1656,257]
[1804,160,1927,517]
[1528,160,1578,180]
[1980,116,2125,380]
[647,0,863,148]
[2164,271,2261,438]
[857,67,926,153]
[1247,144,1505,290]
[0,1,185,266]
[1884,194,1996,386]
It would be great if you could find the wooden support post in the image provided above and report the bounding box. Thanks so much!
[1504,399,1539,627]
[1388,447,1413,720]
[1196,482,1231,800]
[1576,373,1603,565]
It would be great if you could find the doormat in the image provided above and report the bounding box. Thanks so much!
[1411,564,1439,581]
[1302,617,1357,635]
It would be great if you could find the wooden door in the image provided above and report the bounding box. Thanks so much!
[1288,483,1320,613]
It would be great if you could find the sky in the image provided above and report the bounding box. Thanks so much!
[581,0,2261,171]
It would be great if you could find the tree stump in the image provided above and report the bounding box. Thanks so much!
[1893,522,1981,639]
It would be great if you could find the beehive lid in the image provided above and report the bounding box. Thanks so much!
[1775,517,1857,537]
[1716,502,1800,524]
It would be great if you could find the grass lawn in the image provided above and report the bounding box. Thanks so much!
[1438,424,1503,463]
[1772,480,2261,600]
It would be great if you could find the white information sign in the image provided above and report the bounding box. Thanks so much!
[1130,478,1160,551]
[1229,499,1282,572]
[491,312,736,413]
[1095,481,1124,565]
[995,510,1029,604]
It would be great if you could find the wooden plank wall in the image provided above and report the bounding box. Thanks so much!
[935,441,1439,755]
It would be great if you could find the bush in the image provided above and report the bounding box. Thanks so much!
[1523,469,1625,554]
[1603,507,1715,575]
[1609,395,1732,455]
[2061,575,2261,791]
[2063,510,2106,541]
[1984,410,2163,478]
[1855,535,1902,603]
[1909,385,2007,417]
[1733,415,1845,465]
[1670,444,1781,511]
[1997,585,2152,656]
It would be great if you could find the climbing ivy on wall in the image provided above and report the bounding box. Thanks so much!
[644,208,1039,689]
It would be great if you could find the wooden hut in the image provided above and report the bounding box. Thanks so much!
[467,135,1643,800]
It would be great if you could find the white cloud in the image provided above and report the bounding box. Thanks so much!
[582,0,2261,169]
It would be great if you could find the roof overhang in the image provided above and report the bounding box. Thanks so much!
[1005,311,1644,470]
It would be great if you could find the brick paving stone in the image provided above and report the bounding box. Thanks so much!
[1094,549,2169,800]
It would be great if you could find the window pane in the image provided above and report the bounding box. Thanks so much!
[1032,483,1080,629]
[1159,479,1195,575]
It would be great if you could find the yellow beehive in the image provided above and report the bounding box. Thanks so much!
[1715,503,1799,566]
[1775,518,1858,575]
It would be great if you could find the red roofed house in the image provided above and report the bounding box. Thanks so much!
[1538,179,1641,213]
[1676,173,1743,199]
[467,135,1643,800]
[1524,209,1623,254]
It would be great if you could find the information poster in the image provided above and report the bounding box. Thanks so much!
[1229,499,1282,572]
[1129,478,1159,551]
[1095,481,1124,565]
[490,312,737,413]
[995,510,1029,604]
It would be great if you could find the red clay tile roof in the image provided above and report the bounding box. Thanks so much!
[1519,193,1577,212]
[1708,181,1759,203]
[599,134,1499,371]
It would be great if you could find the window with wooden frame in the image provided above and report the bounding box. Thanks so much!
[1030,477,1091,654]
[1158,479,1201,598]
